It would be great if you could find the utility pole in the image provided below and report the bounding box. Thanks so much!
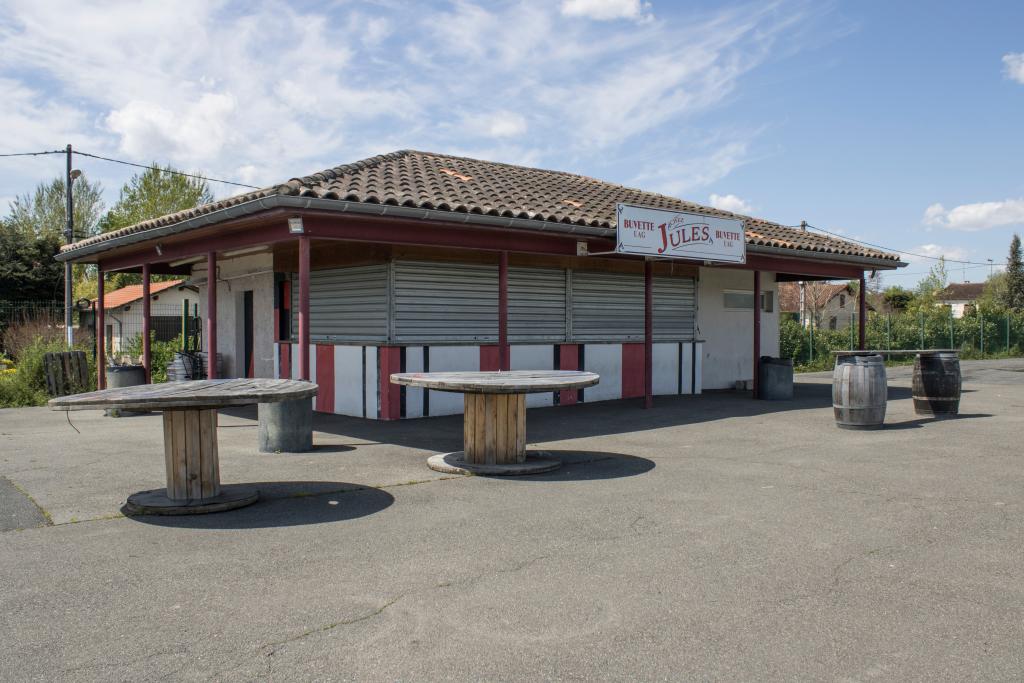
[64,144,74,347]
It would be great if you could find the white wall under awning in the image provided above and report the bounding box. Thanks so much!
[698,268,779,390]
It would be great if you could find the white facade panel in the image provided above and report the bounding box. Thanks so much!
[582,343,622,402]
[364,347,378,419]
[652,343,679,396]
[427,345,480,416]
[404,346,425,418]
[333,345,363,417]
[511,344,555,408]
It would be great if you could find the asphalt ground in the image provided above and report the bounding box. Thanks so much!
[0,359,1022,681]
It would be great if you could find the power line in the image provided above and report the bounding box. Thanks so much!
[0,150,65,157]
[72,151,260,190]
[802,223,1008,267]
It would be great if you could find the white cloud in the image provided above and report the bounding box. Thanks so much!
[905,243,969,266]
[708,193,754,214]
[0,1,828,205]
[923,199,1024,231]
[459,111,528,138]
[560,0,652,22]
[631,141,753,197]
[1003,52,1024,84]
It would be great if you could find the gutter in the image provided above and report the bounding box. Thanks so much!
[57,194,904,270]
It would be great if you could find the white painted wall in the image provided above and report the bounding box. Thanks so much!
[698,268,779,390]
[427,345,480,415]
[581,343,622,402]
[194,253,275,379]
[511,344,555,407]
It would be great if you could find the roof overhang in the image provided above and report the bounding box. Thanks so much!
[57,195,905,272]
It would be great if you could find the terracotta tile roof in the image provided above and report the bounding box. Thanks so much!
[62,150,900,263]
[94,279,184,309]
[937,282,985,301]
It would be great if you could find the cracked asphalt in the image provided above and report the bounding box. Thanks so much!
[1,359,1022,681]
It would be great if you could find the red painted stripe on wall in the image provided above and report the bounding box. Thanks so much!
[479,345,501,371]
[279,342,291,379]
[378,346,402,421]
[315,345,335,413]
[621,343,645,399]
[559,344,579,405]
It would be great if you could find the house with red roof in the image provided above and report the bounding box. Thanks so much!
[92,279,196,355]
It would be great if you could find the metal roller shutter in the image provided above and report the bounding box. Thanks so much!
[653,276,697,341]
[508,267,567,342]
[392,260,498,343]
[571,271,644,342]
[290,264,388,342]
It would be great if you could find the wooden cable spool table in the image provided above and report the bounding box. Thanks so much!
[49,379,317,514]
[390,370,599,475]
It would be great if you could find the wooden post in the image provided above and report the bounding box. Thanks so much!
[499,250,509,371]
[97,266,106,389]
[859,273,867,350]
[644,258,653,409]
[206,251,217,379]
[463,393,526,464]
[162,408,220,501]
[298,235,311,381]
[142,262,151,383]
[753,270,761,399]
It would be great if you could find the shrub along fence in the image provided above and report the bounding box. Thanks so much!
[780,308,1024,370]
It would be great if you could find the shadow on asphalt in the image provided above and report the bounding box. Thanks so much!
[495,451,655,482]
[122,481,394,529]
[880,413,994,430]
[218,382,919,455]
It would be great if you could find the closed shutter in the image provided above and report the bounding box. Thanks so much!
[571,271,644,342]
[392,260,497,343]
[290,264,388,342]
[653,276,697,341]
[508,267,566,342]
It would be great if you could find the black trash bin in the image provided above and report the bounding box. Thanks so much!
[105,364,147,416]
[758,356,794,400]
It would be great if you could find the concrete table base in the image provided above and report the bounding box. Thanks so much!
[125,485,259,515]
[427,451,561,476]
[258,398,313,453]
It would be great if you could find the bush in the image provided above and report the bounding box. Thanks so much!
[0,335,96,408]
[121,332,183,383]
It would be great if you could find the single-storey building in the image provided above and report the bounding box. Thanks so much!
[937,282,985,318]
[91,279,195,355]
[56,150,903,416]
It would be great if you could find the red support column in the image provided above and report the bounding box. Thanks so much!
[141,262,151,383]
[753,270,761,399]
[298,235,311,381]
[859,273,867,350]
[97,267,106,389]
[644,258,653,409]
[498,251,509,371]
[206,251,217,379]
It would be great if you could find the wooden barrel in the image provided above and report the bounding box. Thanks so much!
[832,354,887,429]
[912,352,961,416]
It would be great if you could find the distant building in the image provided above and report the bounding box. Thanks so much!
[91,280,196,355]
[937,282,985,318]
[778,281,873,330]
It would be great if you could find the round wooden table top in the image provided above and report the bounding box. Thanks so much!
[390,370,600,394]
[48,378,318,412]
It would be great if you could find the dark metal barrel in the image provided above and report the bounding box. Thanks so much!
[759,356,794,400]
[832,354,887,429]
[912,352,961,416]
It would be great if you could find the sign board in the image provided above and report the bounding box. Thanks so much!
[615,203,746,263]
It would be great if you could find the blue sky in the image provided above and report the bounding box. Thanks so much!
[1,0,1021,288]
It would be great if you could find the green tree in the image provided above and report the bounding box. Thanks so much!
[100,164,213,234]
[0,221,65,300]
[883,286,913,311]
[916,256,948,301]
[1003,233,1024,310]
[5,175,104,240]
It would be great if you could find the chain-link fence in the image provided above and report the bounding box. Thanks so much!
[781,308,1024,368]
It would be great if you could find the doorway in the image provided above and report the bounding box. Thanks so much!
[243,290,254,378]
